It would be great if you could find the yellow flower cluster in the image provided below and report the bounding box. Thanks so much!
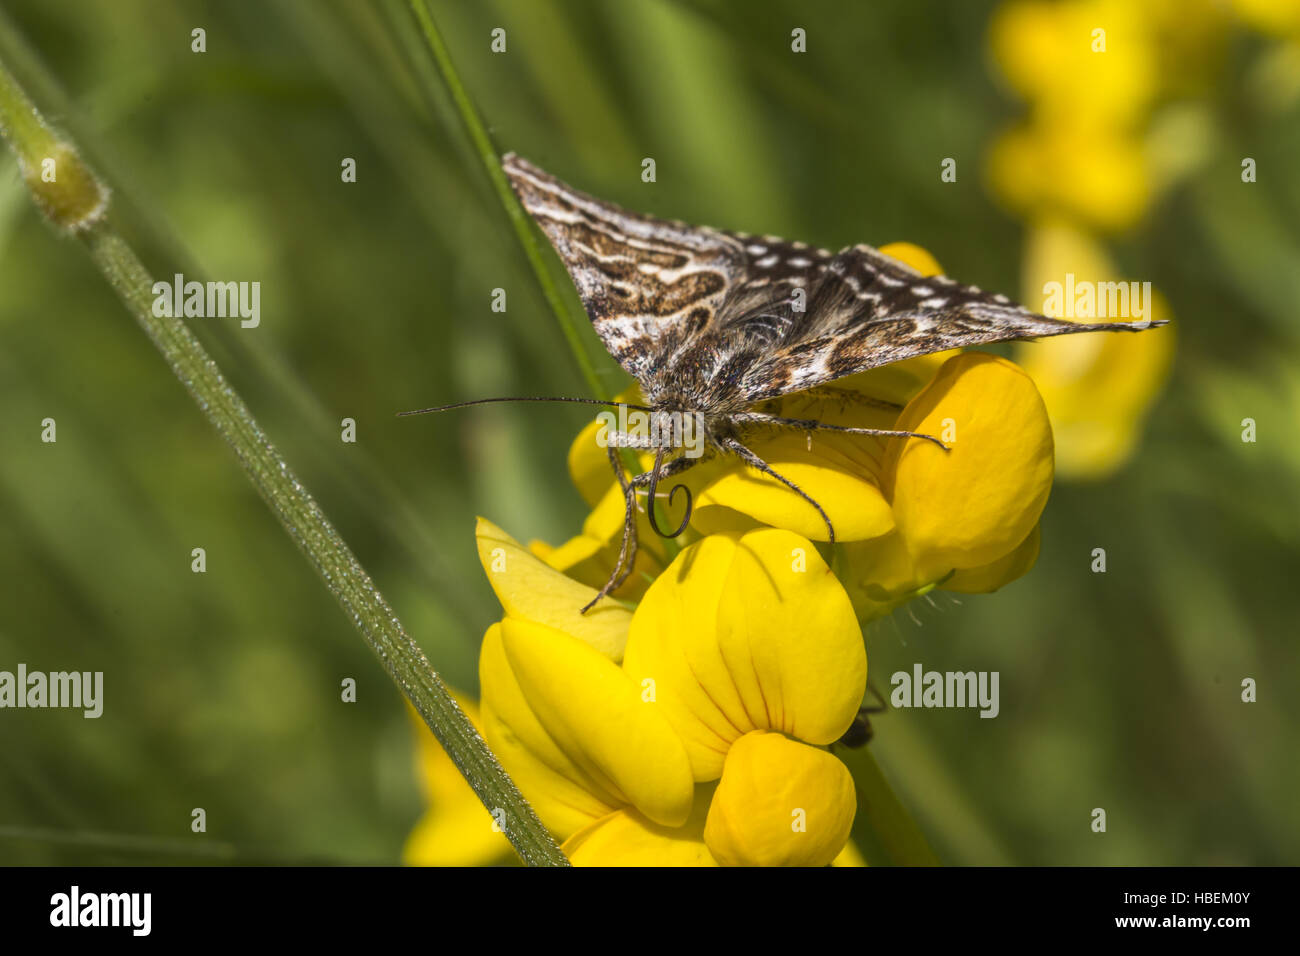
[985,0,1190,477]
[474,518,865,866]
[407,243,1066,866]
[987,0,1228,232]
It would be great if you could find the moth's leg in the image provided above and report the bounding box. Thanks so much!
[607,447,644,590]
[581,481,642,614]
[863,680,887,713]
[759,388,903,414]
[721,437,837,543]
[607,443,632,497]
[733,411,948,450]
[838,682,889,749]
[837,715,873,748]
[581,447,642,615]
[580,452,701,614]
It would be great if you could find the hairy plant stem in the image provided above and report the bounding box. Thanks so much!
[0,48,567,867]
[843,744,941,866]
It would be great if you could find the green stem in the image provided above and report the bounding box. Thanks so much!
[842,743,941,866]
[406,0,605,399]
[0,50,567,867]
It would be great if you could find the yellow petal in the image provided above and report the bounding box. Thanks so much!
[533,527,663,605]
[878,241,944,277]
[530,532,600,573]
[837,530,930,623]
[568,417,616,509]
[987,122,1151,232]
[714,529,866,745]
[499,618,695,828]
[479,624,620,840]
[989,0,1157,127]
[693,385,901,543]
[687,502,766,538]
[404,803,514,868]
[475,516,631,660]
[833,840,868,867]
[884,353,1054,582]
[622,534,747,780]
[941,523,1042,594]
[562,788,719,866]
[694,431,895,541]
[704,731,856,867]
[623,530,866,780]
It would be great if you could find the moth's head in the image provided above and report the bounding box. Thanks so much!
[648,407,706,459]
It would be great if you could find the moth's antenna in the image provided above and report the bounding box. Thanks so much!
[397,396,655,417]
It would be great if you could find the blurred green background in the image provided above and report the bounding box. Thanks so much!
[1,0,1296,865]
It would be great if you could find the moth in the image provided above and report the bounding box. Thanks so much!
[406,155,1165,612]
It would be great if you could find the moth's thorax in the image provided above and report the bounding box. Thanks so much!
[642,346,757,419]
[596,404,712,458]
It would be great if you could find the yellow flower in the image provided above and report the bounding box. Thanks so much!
[476,518,868,865]
[475,518,692,840]
[986,0,1232,231]
[984,0,1190,476]
[990,0,1159,123]
[482,617,697,834]
[622,530,866,779]
[987,122,1150,233]
[833,350,1053,620]
[986,0,1157,231]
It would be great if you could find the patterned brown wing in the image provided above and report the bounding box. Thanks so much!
[502,154,748,388]
[503,156,1164,405]
[732,243,1165,402]
[708,232,840,349]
